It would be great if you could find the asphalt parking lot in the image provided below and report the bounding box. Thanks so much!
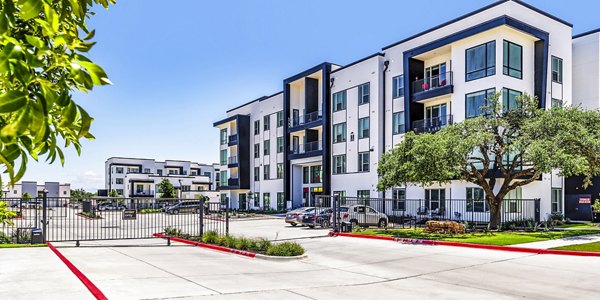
[19,218,598,300]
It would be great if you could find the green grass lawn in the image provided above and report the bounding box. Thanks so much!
[556,223,600,229]
[356,228,600,246]
[0,244,47,248]
[551,242,600,252]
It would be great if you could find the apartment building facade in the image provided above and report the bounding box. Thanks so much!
[103,157,219,200]
[215,0,588,219]
[6,181,71,199]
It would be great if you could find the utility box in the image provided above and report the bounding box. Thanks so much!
[82,201,92,213]
[31,228,43,244]
[341,222,353,233]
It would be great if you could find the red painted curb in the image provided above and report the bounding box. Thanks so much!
[333,232,600,257]
[46,242,108,300]
[153,233,256,258]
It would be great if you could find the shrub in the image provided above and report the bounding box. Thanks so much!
[140,208,162,214]
[164,227,182,236]
[0,231,10,244]
[501,218,537,231]
[265,242,305,257]
[253,238,272,253]
[202,231,219,244]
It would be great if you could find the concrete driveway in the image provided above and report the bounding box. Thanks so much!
[47,234,600,300]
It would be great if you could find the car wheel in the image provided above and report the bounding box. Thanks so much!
[378,219,388,228]
[308,224,315,229]
[321,219,330,228]
[172,209,179,215]
[290,223,297,227]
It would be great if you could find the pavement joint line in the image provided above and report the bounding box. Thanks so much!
[413,275,529,298]
[106,246,223,295]
[284,289,320,299]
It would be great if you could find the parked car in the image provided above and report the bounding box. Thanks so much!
[97,203,126,211]
[165,200,203,215]
[301,208,333,228]
[337,205,388,228]
[285,207,315,226]
[23,201,41,209]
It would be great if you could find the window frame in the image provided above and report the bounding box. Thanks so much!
[392,112,405,135]
[276,111,284,127]
[220,149,227,165]
[333,90,347,112]
[392,75,404,98]
[333,122,347,143]
[254,120,260,135]
[333,154,346,174]
[263,164,270,180]
[465,88,495,119]
[263,115,270,131]
[503,40,523,79]
[551,188,562,213]
[277,136,284,153]
[358,117,370,139]
[220,128,228,145]
[466,187,488,212]
[502,87,522,112]
[254,143,260,158]
[358,83,370,105]
[263,139,270,156]
[551,56,563,84]
[392,188,406,211]
[358,152,370,172]
[276,163,283,179]
[465,40,496,81]
[254,166,260,181]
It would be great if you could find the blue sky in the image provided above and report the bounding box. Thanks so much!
[22,0,600,191]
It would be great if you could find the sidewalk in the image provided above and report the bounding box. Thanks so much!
[0,247,94,300]
[514,233,600,249]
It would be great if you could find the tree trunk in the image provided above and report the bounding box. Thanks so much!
[489,199,502,230]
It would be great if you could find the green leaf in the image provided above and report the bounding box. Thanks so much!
[19,0,43,20]
[60,101,77,127]
[77,105,93,139]
[83,29,96,40]
[0,91,28,113]
[0,9,9,35]
[25,35,45,48]
[78,60,111,85]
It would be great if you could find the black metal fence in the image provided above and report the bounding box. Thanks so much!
[314,195,540,231]
[0,197,229,244]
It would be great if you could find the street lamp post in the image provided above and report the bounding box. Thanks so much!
[178,179,183,199]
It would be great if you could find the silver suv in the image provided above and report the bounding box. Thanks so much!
[338,205,388,228]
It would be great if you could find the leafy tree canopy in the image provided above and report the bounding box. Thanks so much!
[0,0,115,187]
[157,179,176,198]
[71,187,93,199]
[377,93,600,227]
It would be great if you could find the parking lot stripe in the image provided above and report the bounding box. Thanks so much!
[47,242,108,300]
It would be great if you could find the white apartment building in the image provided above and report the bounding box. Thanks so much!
[104,157,219,200]
[6,181,71,199]
[215,0,595,220]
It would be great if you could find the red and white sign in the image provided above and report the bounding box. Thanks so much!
[579,197,592,204]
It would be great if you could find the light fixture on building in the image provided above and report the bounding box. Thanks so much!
[350,132,354,141]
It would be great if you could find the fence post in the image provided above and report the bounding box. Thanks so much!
[42,192,47,242]
[225,197,230,235]
[534,198,541,223]
[199,198,204,238]
[333,194,339,233]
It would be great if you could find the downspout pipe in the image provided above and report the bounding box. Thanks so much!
[381,59,389,200]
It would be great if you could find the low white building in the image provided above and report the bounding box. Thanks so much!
[6,181,71,199]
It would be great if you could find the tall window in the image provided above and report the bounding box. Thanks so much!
[276,163,283,179]
[503,40,522,79]
[333,90,347,112]
[277,192,285,211]
[263,193,271,209]
[310,165,322,183]
[392,112,405,134]
[392,75,404,98]
[392,188,406,211]
[254,192,260,207]
[466,187,487,212]
[466,88,495,118]
[263,139,270,155]
[358,152,369,172]
[333,123,346,143]
[276,111,284,127]
[505,187,522,213]
[220,149,227,165]
[254,120,260,135]
[220,128,228,145]
[115,167,123,174]
[425,189,445,211]
[357,190,370,205]
[263,115,270,131]
[502,88,522,111]
[220,170,228,184]
[358,83,370,105]
[254,143,260,158]
[333,155,346,174]
[220,194,227,206]
[254,167,260,181]
[358,117,370,139]
[303,167,309,184]
[551,188,562,213]
[551,56,563,83]
[277,136,284,153]
[466,41,495,81]
[263,165,270,180]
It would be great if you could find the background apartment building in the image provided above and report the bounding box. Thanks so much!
[103,157,219,201]
[6,181,71,199]
[214,0,596,220]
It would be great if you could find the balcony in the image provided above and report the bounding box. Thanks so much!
[412,71,453,102]
[227,178,239,187]
[289,140,322,159]
[413,115,453,134]
[289,111,322,130]
[228,134,238,146]
[227,156,238,167]
[130,191,154,197]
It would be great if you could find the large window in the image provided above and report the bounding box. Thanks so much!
[502,88,522,112]
[253,192,260,207]
[333,155,346,174]
[254,120,260,135]
[263,193,271,209]
[254,143,260,158]
[277,192,285,211]
[276,111,284,127]
[505,187,522,213]
[551,188,562,213]
[358,117,370,139]
[358,83,370,105]
[392,188,406,211]
[303,167,309,184]
[220,170,228,184]
[357,190,370,205]
[392,112,405,134]
[466,88,495,118]
[333,123,346,143]
[503,40,522,79]
[392,75,404,98]
[466,41,496,81]
[466,187,488,212]
[220,128,228,145]
[333,91,347,112]
[263,115,270,131]
[263,139,270,155]
[277,136,284,153]
[254,167,260,181]
[263,165,270,180]
[220,149,227,165]
[552,56,563,84]
[310,165,322,183]
[276,163,283,179]
[358,152,369,172]
[425,189,445,211]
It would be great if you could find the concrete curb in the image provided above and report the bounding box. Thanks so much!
[254,253,308,261]
[330,232,600,257]
[47,242,108,300]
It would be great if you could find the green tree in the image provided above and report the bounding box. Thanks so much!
[0,0,115,187]
[0,200,17,229]
[378,93,600,229]
[22,191,31,200]
[71,188,93,199]
[108,189,118,197]
[157,179,176,198]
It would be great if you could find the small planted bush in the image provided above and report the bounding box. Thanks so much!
[265,242,305,257]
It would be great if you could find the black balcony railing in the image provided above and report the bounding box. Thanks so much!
[289,140,322,155]
[412,71,453,94]
[130,192,154,197]
[227,178,239,186]
[228,134,238,143]
[290,110,322,127]
[413,115,453,134]
[228,156,238,165]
